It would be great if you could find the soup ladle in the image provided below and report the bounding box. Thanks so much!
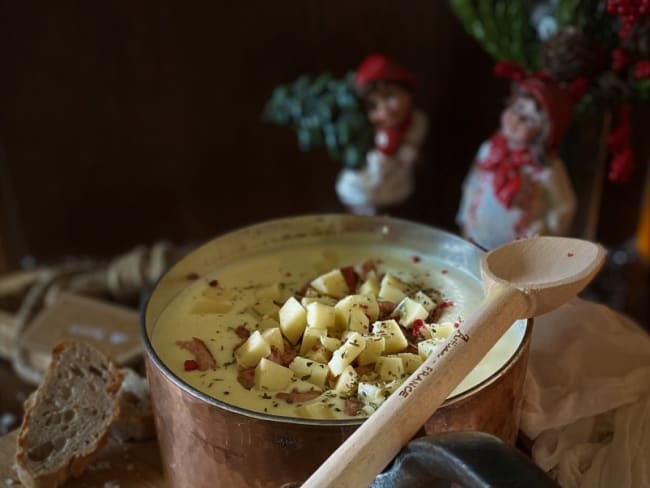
[302,236,606,488]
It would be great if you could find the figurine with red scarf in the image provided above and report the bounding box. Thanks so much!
[456,77,577,250]
[336,55,428,215]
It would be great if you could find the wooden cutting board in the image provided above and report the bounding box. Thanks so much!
[0,430,166,487]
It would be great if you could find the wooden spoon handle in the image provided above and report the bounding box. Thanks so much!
[302,284,529,488]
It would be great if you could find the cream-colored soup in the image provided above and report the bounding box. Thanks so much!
[151,242,522,419]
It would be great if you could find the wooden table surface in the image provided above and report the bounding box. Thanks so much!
[0,430,166,487]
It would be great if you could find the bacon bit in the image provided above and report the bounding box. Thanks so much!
[185,272,199,281]
[275,390,321,404]
[340,266,359,293]
[354,364,374,375]
[267,345,283,365]
[441,269,448,274]
[344,397,364,416]
[567,252,574,257]
[412,255,421,263]
[281,346,297,366]
[183,359,199,371]
[176,337,218,370]
[237,368,256,390]
[406,343,418,354]
[440,300,454,309]
[412,319,427,337]
[235,325,250,340]
[377,300,396,319]
[360,259,377,278]
[208,279,219,287]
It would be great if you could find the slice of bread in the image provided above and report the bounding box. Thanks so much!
[111,368,156,442]
[15,341,123,488]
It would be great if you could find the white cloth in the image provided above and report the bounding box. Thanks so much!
[335,110,428,211]
[521,298,650,487]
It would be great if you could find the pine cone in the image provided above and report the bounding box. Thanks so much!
[540,26,596,82]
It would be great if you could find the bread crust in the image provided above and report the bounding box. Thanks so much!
[15,340,123,488]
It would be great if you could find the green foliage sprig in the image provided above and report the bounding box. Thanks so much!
[263,72,373,169]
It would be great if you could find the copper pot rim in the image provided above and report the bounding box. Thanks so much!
[141,214,532,427]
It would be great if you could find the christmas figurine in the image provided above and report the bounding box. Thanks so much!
[335,55,428,215]
[456,77,577,250]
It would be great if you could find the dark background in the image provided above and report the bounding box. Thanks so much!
[0,1,647,267]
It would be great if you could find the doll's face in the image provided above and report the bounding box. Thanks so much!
[364,83,413,129]
[500,95,545,149]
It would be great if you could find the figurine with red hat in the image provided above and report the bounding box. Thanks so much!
[456,75,577,250]
[335,54,428,215]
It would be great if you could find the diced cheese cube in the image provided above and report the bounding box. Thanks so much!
[261,327,284,353]
[320,336,341,352]
[299,327,327,356]
[279,297,307,344]
[357,336,385,366]
[395,297,429,328]
[190,298,233,314]
[235,330,271,368]
[334,294,379,328]
[305,347,331,364]
[347,308,370,334]
[306,302,336,330]
[358,272,380,297]
[310,269,350,298]
[254,357,294,391]
[398,353,423,374]
[418,339,442,359]
[335,366,359,396]
[301,295,338,308]
[289,356,330,389]
[378,274,410,303]
[328,332,367,376]
[413,290,437,312]
[371,320,408,354]
[375,356,404,382]
[357,382,388,410]
[252,298,280,318]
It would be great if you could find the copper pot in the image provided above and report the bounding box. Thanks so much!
[142,215,531,488]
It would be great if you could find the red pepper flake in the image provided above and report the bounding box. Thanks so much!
[184,359,199,371]
[441,269,448,274]
[567,252,574,257]
[412,255,421,263]
[208,279,219,287]
[453,322,460,329]
[185,272,199,281]
[412,319,426,336]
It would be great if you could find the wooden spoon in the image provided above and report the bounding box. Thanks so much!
[302,236,606,488]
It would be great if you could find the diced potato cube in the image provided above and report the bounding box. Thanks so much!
[289,356,329,389]
[320,336,341,352]
[306,302,336,330]
[431,322,455,341]
[395,297,429,328]
[417,322,437,340]
[378,274,410,303]
[357,382,388,410]
[335,366,359,396]
[358,272,380,297]
[371,320,408,354]
[299,327,327,356]
[328,332,367,376]
[347,308,370,334]
[301,295,338,308]
[259,316,280,331]
[254,357,294,391]
[254,283,281,300]
[357,336,385,366]
[261,327,284,353]
[279,297,307,344]
[310,269,349,298]
[295,399,336,419]
[305,347,331,364]
[398,353,423,374]
[418,339,442,359]
[335,294,379,328]
[413,290,438,312]
[235,331,272,368]
[375,356,405,381]
[252,298,280,318]
[190,298,233,314]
